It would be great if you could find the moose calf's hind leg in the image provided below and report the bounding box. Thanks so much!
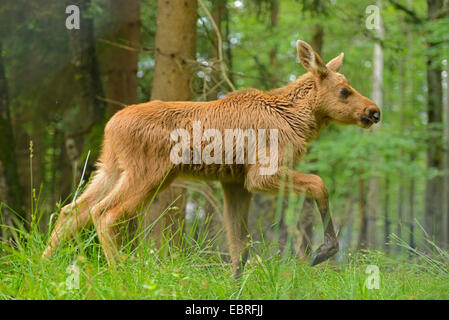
[221,182,252,278]
[42,168,120,259]
[94,206,125,264]
[42,199,91,259]
[90,170,159,265]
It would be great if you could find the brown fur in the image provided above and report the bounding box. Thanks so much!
[43,40,380,277]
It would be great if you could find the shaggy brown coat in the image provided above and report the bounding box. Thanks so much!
[43,40,380,277]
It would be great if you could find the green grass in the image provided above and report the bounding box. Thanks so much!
[1,221,449,300]
[1,150,448,300]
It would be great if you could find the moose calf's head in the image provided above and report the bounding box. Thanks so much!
[296,40,381,128]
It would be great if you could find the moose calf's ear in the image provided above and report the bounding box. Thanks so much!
[296,40,328,79]
[326,52,344,72]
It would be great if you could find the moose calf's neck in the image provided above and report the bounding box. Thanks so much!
[266,73,326,146]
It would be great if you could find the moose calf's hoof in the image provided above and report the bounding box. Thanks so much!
[232,264,245,279]
[310,238,339,266]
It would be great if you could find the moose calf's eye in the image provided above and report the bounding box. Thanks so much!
[340,88,350,98]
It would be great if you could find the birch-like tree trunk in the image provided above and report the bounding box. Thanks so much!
[442,1,449,249]
[366,1,384,249]
[443,56,449,248]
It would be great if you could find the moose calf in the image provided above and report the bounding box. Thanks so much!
[43,40,380,277]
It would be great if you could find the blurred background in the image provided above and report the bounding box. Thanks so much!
[0,0,448,259]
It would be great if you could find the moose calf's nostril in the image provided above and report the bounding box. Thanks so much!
[366,107,380,123]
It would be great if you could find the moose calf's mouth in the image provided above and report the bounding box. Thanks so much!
[358,115,375,128]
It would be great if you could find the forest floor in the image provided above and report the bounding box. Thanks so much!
[1,226,448,300]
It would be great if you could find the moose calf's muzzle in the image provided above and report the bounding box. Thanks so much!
[364,105,381,124]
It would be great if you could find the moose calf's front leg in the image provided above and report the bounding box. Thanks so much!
[309,192,339,266]
[246,166,338,265]
[221,182,252,278]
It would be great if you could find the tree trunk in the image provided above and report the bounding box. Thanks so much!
[384,176,390,252]
[204,0,227,244]
[66,0,106,186]
[223,3,233,85]
[104,0,141,117]
[443,4,449,249]
[424,0,444,246]
[0,42,24,239]
[150,0,197,101]
[366,1,384,249]
[146,0,197,247]
[208,0,226,100]
[407,4,416,249]
[409,153,416,249]
[309,24,323,60]
[268,0,280,87]
[101,0,142,244]
[396,57,406,252]
[357,179,368,249]
[444,59,449,248]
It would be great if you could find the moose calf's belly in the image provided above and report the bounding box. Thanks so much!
[178,163,247,183]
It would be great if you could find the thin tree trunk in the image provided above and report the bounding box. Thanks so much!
[66,0,106,186]
[208,0,226,100]
[406,3,416,249]
[223,3,233,85]
[342,196,355,253]
[0,42,24,239]
[445,60,449,248]
[397,50,406,252]
[205,0,227,244]
[409,153,416,249]
[358,179,368,249]
[309,24,323,59]
[102,0,141,243]
[268,0,280,87]
[384,176,390,252]
[146,0,197,247]
[366,1,384,249]
[104,0,141,117]
[424,0,444,246]
[443,0,449,248]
